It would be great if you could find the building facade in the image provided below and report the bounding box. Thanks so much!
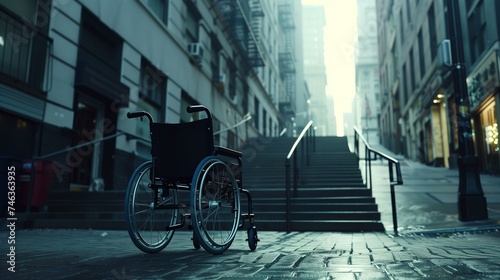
[354,0,380,145]
[302,5,333,136]
[0,0,306,192]
[376,0,500,174]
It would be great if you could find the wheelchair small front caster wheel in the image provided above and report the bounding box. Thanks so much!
[247,226,258,251]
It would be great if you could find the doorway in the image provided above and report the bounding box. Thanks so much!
[71,94,104,186]
[477,99,499,174]
[424,121,434,164]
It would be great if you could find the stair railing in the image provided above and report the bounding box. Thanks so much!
[285,120,315,233]
[25,131,148,212]
[353,126,403,235]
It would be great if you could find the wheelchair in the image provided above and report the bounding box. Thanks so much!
[125,105,258,255]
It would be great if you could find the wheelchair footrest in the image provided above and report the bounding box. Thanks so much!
[165,213,191,231]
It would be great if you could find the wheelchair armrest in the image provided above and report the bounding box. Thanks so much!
[214,146,242,159]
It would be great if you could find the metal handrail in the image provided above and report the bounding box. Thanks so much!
[285,120,314,233]
[353,126,403,235]
[23,114,255,212]
[25,131,144,212]
[213,113,252,136]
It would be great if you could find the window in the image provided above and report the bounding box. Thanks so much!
[144,0,169,26]
[466,0,476,10]
[210,35,222,84]
[186,3,201,43]
[402,63,408,105]
[406,0,412,25]
[137,58,166,138]
[468,0,486,63]
[418,29,425,78]
[79,9,122,79]
[228,62,237,100]
[428,4,437,59]
[263,110,267,137]
[254,97,260,130]
[409,48,416,91]
[140,58,166,108]
[399,10,404,43]
[0,2,51,92]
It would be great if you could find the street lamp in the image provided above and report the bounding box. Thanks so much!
[446,0,488,221]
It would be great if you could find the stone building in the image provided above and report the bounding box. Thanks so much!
[0,0,307,191]
[376,0,499,174]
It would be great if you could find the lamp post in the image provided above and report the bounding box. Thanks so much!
[446,0,488,221]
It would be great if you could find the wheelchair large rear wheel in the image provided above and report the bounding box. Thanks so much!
[191,157,241,254]
[125,161,179,253]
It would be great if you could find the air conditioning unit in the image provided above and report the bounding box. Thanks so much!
[437,39,452,69]
[218,73,226,84]
[188,42,204,61]
[230,94,238,105]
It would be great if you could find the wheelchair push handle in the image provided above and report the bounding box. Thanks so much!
[187,105,212,119]
[127,111,154,123]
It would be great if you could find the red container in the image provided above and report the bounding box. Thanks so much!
[19,160,54,211]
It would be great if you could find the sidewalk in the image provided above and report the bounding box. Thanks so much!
[2,144,500,278]
[1,229,500,279]
[368,144,500,234]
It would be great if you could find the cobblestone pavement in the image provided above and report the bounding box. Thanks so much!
[2,228,500,279]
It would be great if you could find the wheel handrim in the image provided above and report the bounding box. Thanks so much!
[193,158,240,251]
[126,163,178,252]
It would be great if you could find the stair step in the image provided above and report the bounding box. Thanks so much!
[253,220,385,232]
[18,136,385,233]
[251,211,380,219]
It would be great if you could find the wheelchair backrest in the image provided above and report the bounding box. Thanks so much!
[150,118,214,183]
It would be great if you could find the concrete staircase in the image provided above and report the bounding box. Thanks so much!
[19,136,384,232]
[17,190,127,229]
[241,136,385,232]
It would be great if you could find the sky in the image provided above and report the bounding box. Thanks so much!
[301,0,358,136]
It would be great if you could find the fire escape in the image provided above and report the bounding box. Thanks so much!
[278,3,296,119]
[211,0,265,71]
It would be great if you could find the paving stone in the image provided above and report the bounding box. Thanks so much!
[2,229,500,279]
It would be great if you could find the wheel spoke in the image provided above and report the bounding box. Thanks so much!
[125,162,179,253]
[192,158,240,254]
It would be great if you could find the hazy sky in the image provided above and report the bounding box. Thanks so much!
[301,0,358,135]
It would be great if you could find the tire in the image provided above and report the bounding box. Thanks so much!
[125,161,179,253]
[247,226,258,251]
[191,156,241,254]
[192,232,201,250]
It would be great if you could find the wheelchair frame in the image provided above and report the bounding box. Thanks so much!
[125,105,258,255]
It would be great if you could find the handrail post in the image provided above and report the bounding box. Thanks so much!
[389,161,395,182]
[368,149,373,192]
[301,138,304,167]
[293,149,298,197]
[306,130,311,166]
[312,128,316,152]
[354,131,358,157]
[284,120,314,233]
[391,182,398,236]
[285,159,291,233]
[364,146,368,186]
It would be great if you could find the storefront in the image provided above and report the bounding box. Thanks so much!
[467,50,500,175]
[416,75,450,167]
